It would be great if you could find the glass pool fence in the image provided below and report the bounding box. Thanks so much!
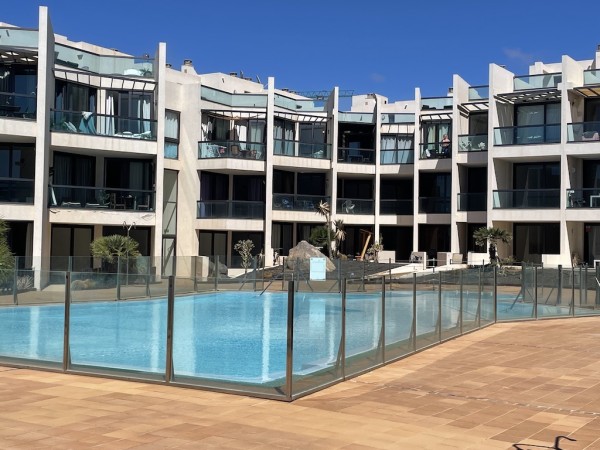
[0,258,599,401]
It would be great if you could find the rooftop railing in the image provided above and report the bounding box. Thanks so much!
[583,69,600,85]
[379,199,413,215]
[336,198,374,214]
[198,140,266,160]
[380,148,414,164]
[274,94,325,112]
[421,97,452,110]
[513,73,561,91]
[272,194,329,211]
[0,27,39,48]
[567,122,600,142]
[54,44,154,77]
[380,113,415,124]
[337,111,375,123]
[492,189,560,209]
[273,139,331,159]
[50,110,157,140]
[467,85,489,101]
[0,91,36,119]
[457,134,488,152]
[197,200,264,219]
[418,197,450,214]
[493,124,560,146]
[337,147,375,164]
[0,178,34,203]
[49,185,155,211]
[201,86,267,108]
[457,193,487,211]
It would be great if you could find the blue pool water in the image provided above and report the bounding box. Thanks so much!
[0,290,583,384]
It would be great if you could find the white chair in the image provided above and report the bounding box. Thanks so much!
[342,200,355,214]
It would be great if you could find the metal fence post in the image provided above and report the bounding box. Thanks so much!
[146,255,151,297]
[557,265,562,306]
[596,263,600,307]
[493,265,498,323]
[282,257,286,291]
[116,257,121,301]
[63,271,72,372]
[362,260,366,291]
[571,266,575,317]
[579,265,583,308]
[285,279,295,401]
[193,256,198,292]
[341,278,347,380]
[338,260,342,293]
[214,255,219,291]
[459,269,464,333]
[477,267,482,328]
[437,272,442,342]
[389,258,393,291]
[253,256,257,291]
[165,275,175,383]
[381,277,386,363]
[12,256,18,305]
[412,273,417,351]
[534,266,538,319]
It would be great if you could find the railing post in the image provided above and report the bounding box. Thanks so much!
[477,267,482,328]
[193,256,198,292]
[146,256,151,297]
[63,271,71,372]
[362,259,366,292]
[388,258,393,291]
[571,266,575,316]
[579,265,583,308]
[282,257,286,291]
[165,275,175,383]
[557,264,562,306]
[338,260,342,293]
[116,257,121,301]
[253,256,257,291]
[214,255,219,291]
[341,278,347,380]
[534,266,538,319]
[596,263,600,307]
[493,265,498,323]
[285,279,295,401]
[412,273,417,352]
[437,272,442,342]
[381,277,386,363]
[459,269,464,333]
[12,256,18,305]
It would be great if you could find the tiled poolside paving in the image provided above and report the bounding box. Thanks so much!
[1,318,600,449]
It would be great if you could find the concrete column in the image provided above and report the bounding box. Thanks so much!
[153,42,167,274]
[263,76,275,266]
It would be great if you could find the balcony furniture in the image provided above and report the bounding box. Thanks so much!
[61,201,81,207]
[348,148,363,162]
[137,195,151,211]
[590,195,600,208]
[231,145,241,157]
[111,193,126,209]
[281,197,293,209]
[342,200,355,214]
[568,191,586,208]
[582,131,600,141]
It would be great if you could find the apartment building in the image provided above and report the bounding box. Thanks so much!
[2,7,600,281]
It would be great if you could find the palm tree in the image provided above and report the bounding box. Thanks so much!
[333,219,346,257]
[473,226,512,264]
[315,200,333,256]
[0,219,14,290]
[90,234,141,273]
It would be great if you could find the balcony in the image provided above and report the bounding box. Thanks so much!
[197,200,264,219]
[493,124,560,146]
[418,197,450,214]
[379,199,413,215]
[337,147,375,164]
[381,113,415,124]
[492,189,560,209]
[421,97,452,111]
[0,92,36,119]
[338,112,375,123]
[274,94,325,112]
[0,178,34,203]
[201,86,267,108]
[380,148,414,164]
[419,143,451,160]
[336,198,374,214]
[273,140,331,159]
[583,70,600,85]
[49,186,155,211]
[567,122,600,142]
[50,110,157,140]
[54,44,154,78]
[198,141,266,160]
[457,193,487,211]
[273,194,329,211]
[457,134,487,152]
[566,189,600,208]
[468,86,489,101]
[513,73,561,91]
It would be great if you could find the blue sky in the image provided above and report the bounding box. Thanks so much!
[3,1,599,101]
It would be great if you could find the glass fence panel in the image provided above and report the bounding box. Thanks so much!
[55,44,154,77]
[514,73,561,90]
[337,147,375,164]
[567,122,600,142]
[336,198,374,215]
[338,112,375,123]
[468,86,489,101]
[0,27,39,48]
[381,113,415,123]
[171,290,287,399]
[481,269,495,325]
[0,270,65,368]
[497,266,533,320]
[457,193,486,212]
[462,268,481,331]
[414,273,439,349]
[494,124,560,146]
[584,70,600,85]
[0,91,37,119]
[457,134,488,152]
[198,141,266,160]
[344,291,383,377]
[0,178,35,203]
[441,271,461,340]
[421,97,453,110]
[379,199,413,215]
[536,266,570,318]
[384,288,414,362]
[292,290,343,396]
[574,267,600,316]
[51,110,157,140]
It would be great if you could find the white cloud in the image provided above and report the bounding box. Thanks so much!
[503,48,534,65]
[370,72,385,83]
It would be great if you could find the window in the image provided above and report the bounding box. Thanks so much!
[165,110,180,159]
[380,133,414,164]
[422,121,451,145]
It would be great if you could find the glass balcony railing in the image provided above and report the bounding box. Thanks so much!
[380,148,414,164]
[0,178,34,203]
[418,197,450,214]
[468,86,489,101]
[274,94,325,112]
[419,143,451,159]
[493,124,560,146]
[50,110,157,140]
[201,86,267,108]
[493,189,560,209]
[49,186,155,211]
[54,44,154,77]
[379,199,413,215]
[336,198,374,214]
[583,69,600,85]
[337,147,375,164]
[380,113,415,124]
[567,122,600,142]
[421,97,452,110]
[337,112,375,123]
[513,73,561,91]
[273,194,329,211]
[198,141,266,160]
[0,91,37,119]
[0,27,39,48]
[457,134,488,152]
[457,193,487,211]
[273,139,331,159]
[566,189,600,208]
[197,200,264,219]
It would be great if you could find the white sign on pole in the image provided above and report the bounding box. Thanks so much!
[309,257,326,280]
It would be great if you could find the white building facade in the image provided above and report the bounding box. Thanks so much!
[2,7,600,278]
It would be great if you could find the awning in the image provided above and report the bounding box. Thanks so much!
[273,110,328,123]
[53,68,156,92]
[204,110,267,120]
[420,112,452,122]
[573,85,600,98]
[495,88,561,104]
